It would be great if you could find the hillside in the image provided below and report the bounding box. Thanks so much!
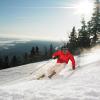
[0,45,100,100]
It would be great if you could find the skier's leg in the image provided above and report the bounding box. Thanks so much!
[36,69,46,80]
[48,71,56,78]
[55,63,66,74]
[48,63,66,78]
[37,63,57,79]
[47,63,58,78]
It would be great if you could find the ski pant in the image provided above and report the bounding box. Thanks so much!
[47,63,66,77]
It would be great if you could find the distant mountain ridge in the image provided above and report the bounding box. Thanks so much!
[0,38,61,57]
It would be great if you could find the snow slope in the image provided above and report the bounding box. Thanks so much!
[0,45,100,100]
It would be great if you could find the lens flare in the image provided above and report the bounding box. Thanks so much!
[75,0,94,17]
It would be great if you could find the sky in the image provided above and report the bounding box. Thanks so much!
[0,0,94,41]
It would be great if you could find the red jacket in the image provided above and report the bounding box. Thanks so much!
[52,50,75,70]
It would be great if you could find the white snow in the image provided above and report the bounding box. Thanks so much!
[0,45,100,100]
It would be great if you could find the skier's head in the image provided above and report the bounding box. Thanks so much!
[61,46,68,53]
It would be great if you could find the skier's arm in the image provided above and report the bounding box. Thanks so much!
[69,52,75,70]
[52,51,60,59]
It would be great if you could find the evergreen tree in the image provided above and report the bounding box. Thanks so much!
[30,46,36,62]
[79,17,88,37]
[49,44,54,57]
[30,46,35,56]
[44,46,48,56]
[70,26,76,37]
[88,0,100,42]
[0,57,4,69]
[36,46,39,55]
[23,52,29,64]
[10,56,18,67]
[78,18,90,47]
[4,56,9,68]
[16,56,22,66]
[68,26,78,53]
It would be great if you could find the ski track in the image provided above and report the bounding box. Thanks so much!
[0,46,100,100]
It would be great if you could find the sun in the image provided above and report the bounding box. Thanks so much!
[75,0,94,17]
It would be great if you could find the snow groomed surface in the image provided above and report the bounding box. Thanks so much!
[0,45,100,100]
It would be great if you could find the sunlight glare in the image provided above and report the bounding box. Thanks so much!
[75,0,94,17]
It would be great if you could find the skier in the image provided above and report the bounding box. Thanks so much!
[47,46,76,78]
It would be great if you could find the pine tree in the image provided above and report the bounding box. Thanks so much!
[30,46,35,56]
[23,52,29,64]
[0,57,4,69]
[36,46,39,55]
[69,26,77,42]
[89,0,100,41]
[78,18,90,47]
[49,44,54,57]
[79,17,88,37]
[44,46,48,56]
[68,26,78,53]
[70,26,76,37]
[87,21,92,36]
[4,56,9,68]
[10,56,18,67]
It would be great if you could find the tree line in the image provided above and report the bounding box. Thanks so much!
[66,0,100,54]
[0,44,55,70]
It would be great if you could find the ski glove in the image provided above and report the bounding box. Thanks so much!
[52,56,59,59]
[72,65,75,70]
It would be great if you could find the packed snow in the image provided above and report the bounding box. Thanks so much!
[0,45,100,100]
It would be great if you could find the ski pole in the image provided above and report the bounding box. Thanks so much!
[30,59,53,75]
